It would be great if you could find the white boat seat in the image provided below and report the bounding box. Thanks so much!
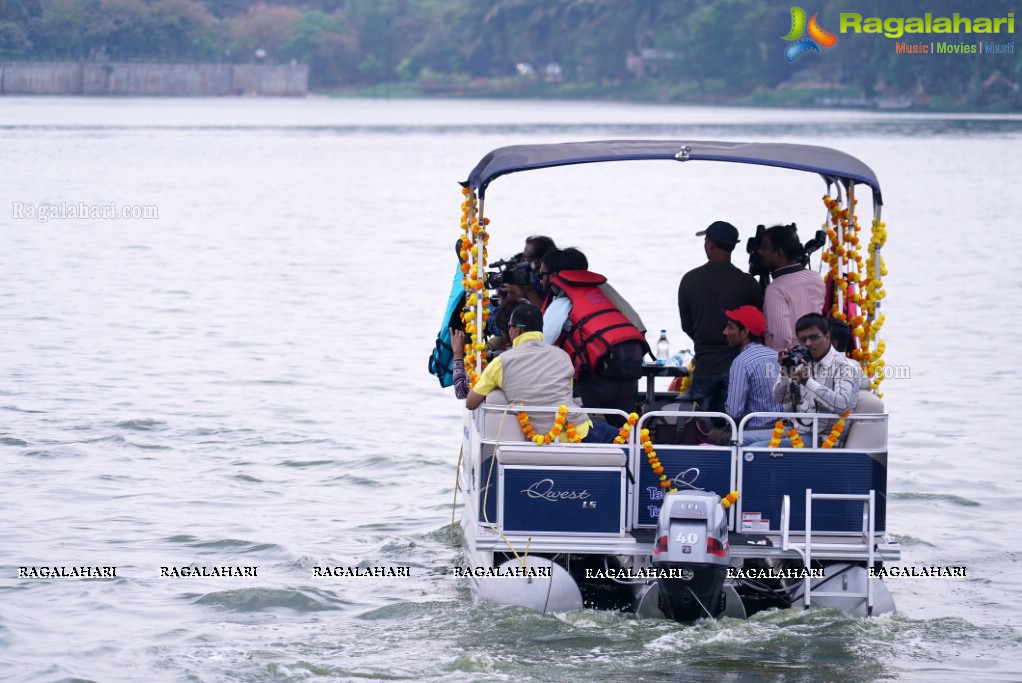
[496,445,626,468]
[844,391,887,449]
[481,390,527,441]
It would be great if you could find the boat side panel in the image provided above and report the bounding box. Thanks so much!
[633,446,734,528]
[501,466,625,535]
[737,450,888,534]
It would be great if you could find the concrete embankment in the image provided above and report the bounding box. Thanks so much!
[0,62,308,96]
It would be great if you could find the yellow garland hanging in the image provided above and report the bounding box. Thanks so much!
[767,413,848,449]
[769,420,785,448]
[620,410,741,505]
[640,427,675,491]
[457,188,491,389]
[821,194,888,397]
[820,410,851,449]
[612,412,639,444]
[517,405,581,444]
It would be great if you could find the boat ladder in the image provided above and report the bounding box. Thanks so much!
[780,489,877,614]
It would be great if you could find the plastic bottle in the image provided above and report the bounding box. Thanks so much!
[656,330,670,364]
[667,349,693,369]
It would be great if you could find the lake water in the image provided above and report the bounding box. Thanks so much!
[1,96,1021,682]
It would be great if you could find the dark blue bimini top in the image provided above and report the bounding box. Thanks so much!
[464,140,882,206]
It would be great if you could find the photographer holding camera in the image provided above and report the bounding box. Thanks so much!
[748,313,863,448]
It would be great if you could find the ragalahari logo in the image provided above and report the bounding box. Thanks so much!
[781,6,838,62]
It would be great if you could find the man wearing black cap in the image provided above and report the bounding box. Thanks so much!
[677,221,763,414]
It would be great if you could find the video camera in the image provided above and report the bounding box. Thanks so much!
[746,224,770,284]
[484,253,533,290]
[746,223,827,287]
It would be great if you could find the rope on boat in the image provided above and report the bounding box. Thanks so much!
[480,403,531,569]
[450,444,463,549]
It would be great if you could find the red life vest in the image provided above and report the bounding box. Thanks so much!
[544,270,648,379]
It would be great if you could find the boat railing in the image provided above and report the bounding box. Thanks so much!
[631,409,737,531]
[737,410,889,451]
[735,410,889,538]
[462,403,891,541]
[465,403,635,539]
[473,403,632,448]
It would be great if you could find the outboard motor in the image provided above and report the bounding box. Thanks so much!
[652,490,730,622]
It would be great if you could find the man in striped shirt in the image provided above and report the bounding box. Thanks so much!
[722,306,785,445]
[757,225,826,351]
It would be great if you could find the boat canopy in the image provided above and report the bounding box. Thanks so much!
[464,140,882,206]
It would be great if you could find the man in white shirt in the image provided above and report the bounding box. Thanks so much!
[749,313,863,447]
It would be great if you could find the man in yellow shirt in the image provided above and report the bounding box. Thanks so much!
[466,305,617,443]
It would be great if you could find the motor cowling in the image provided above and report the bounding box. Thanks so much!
[652,490,730,622]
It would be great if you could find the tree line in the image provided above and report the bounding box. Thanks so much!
[0,0,1017,106]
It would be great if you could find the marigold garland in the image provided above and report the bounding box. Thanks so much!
[517,405,581,444]
[769,420,785,448]
[639,426,676,491]
[612,412,639,444]
[821,193,887,397]
[768,412,849,449]
[626,413,740,508]
[457,187,491,389]
[820,410,851,449]
[785,428,805,449]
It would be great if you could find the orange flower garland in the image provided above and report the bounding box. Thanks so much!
[821,193,888,397]
[821,410,851,449]
[620,413,740,509]
[611,412,674,489]
[613,412,639,444]
[457,187,490,389]
[639,428,675,491]
[767,416,844,449]
[517,405,581,444]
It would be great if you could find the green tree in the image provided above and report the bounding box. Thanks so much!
[225,2,301,61]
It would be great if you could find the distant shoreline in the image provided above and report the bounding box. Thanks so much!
[316,81,1021,114]
[1,61,1017,114]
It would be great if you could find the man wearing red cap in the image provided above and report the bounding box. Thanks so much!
[722,305,784,445]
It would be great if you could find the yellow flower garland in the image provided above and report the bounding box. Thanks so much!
[457,188,490,389]
[820,410,850,449]
[767,413,848,449]
[618,411,741,509]
[612,412,639,443]
[821,194,888,397]
[517,405,581,444]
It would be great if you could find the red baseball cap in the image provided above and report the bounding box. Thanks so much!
[725,305,767,337]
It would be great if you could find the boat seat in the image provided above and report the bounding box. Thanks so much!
[481,390,527,441]
[844,391,887,450]
[496,444,626,468]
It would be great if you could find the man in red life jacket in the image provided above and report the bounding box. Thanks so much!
[540,249,649,426]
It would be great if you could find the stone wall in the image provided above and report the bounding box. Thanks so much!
[0,62,309,96]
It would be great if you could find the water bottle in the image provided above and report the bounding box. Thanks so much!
[656,330,670,364]
[667,349,692,369]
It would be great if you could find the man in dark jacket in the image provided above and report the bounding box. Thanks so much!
[678,221,763,414]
